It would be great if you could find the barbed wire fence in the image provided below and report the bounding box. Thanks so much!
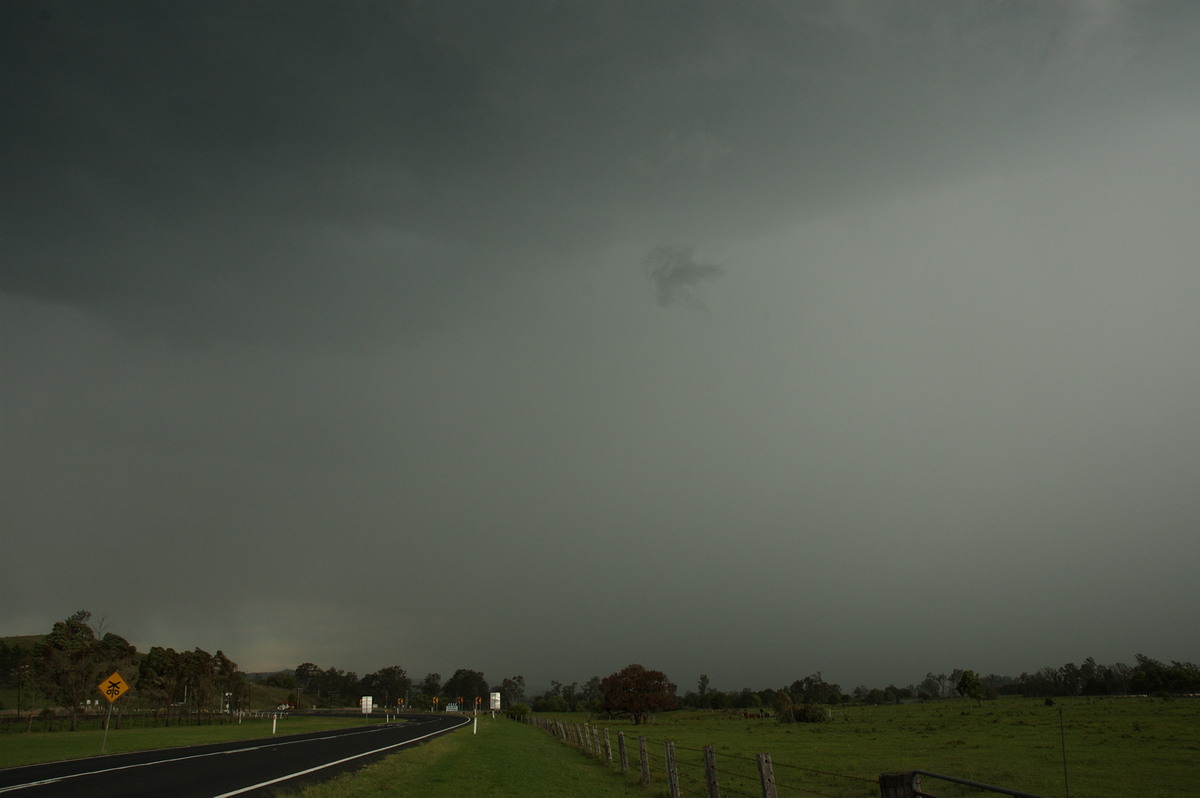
[523,716,1055,798]
[525,716,880,797]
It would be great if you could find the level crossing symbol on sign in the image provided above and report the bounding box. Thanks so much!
[98,672,129,703]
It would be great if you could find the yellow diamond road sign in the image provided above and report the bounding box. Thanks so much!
[99,671,129,703]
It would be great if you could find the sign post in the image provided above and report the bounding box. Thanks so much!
[360,696,373,725]
[97,671,130,754]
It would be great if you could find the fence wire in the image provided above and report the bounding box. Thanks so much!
[527,715,1059,798]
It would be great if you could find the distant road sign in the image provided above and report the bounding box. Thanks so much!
[99,672,129,703]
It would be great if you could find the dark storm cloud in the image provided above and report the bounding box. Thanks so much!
[6,0,1196,344]
[4,1,1200,690]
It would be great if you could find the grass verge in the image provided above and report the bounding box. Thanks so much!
[0,715,376,769]
[289,715,647,798]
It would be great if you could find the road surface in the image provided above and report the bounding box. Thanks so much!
[0,713,471,797]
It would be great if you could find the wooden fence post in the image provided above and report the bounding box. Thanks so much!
[757,752,778,798]
[604,728,613,763]
[618,730,629,772]
[639,736,651,786]
[704,743,721,798]
[665,740,681,798]
[878,772,918,798]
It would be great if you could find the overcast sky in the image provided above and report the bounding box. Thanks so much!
[4,1,1199,694]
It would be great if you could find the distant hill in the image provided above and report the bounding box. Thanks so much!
[0,635,45,649]
[0,633,43,652]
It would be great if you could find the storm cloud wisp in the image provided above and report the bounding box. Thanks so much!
[643,246,724,308]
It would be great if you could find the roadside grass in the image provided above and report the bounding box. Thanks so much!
[288,714,645,798]
[0,715,378,769]
[536,697,1200,798]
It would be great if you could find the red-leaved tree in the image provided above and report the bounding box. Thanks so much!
[600,663,676,724]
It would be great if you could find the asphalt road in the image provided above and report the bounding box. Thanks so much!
[0,713,472,797]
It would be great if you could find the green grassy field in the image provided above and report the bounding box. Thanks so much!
[531,697,1200,798]
[284,697,1199,798]
[0,715,378,769]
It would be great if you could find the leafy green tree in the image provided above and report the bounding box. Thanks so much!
[499,675,526,707]
[864,688,888,705]
[2,641,35,715]
[600,663,676,725]
[737,688,762,710]
[420,672,442,699]
[182,648,217,720]
[1059,662,1083,696]
[1,641,30,681]
[361,665,411,708]
[580,676,603,713]
[790,672,842,705]
[561,681,579,710]
[774,690,830,722]
[443,669,488,707]
[213,650,244,712]
[320,666,360,706]
[956,669,985,706]
[532,694,569,712]
[137,646,184,718]
[34,611,135,731]
[293,662,321,704]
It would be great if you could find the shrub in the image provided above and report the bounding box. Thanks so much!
[778,702,832,723]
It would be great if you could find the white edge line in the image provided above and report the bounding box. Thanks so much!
[210,716,472,797]
[0,729,372,793]
[0,720,464,794]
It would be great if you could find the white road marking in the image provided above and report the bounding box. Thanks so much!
[0,719,466,794]
[211,717,471,797]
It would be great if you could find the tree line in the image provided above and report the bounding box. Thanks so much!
[6,611,1197,731]
[256,664,526,712]
[6,611,249,730]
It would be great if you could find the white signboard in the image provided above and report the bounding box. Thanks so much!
[490,692,501,710]
[360,696,373,714]
[446,702,459,712]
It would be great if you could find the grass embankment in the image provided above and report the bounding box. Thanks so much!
[289,714,644,798]
[0,715,375,769]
